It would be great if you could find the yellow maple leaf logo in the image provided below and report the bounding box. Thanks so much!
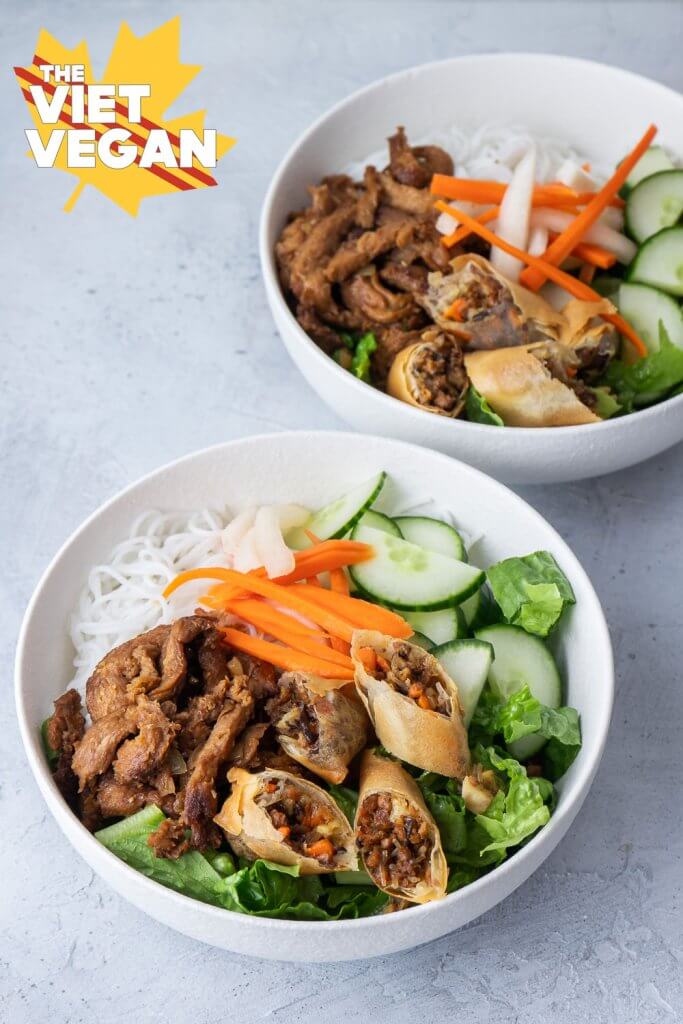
[14,17,235,215]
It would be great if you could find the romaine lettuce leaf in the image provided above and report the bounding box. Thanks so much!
[472,746,551,854]
[466,385,504,426]
[327,784,358,823]
[96,805,387,920]
[486,550,575,636]
[471,685,581,779]
[602,325,683,411]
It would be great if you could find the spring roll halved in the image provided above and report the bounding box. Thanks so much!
[351,630,470,778]
[423,254,618,355]
[355,750,448,904]
[266,671,370,784]
[424,254,567,349]
[387,329,469,417]
[215,767,358,874]
[464,344,601,426]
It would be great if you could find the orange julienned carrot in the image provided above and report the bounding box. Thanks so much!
[431,177,625,210]
[163,540,374,600]
[329,567,350,598]
[227,614,353,668]
[185,568,359,641]
[441,206,500,248]
[437,203,648,358]
[579,263,597,284]
[220,628,355,678]
[520,124,657,290]
[327,569,352,654]
[287,583,412,638]
[215,597,324,636]
[571,241,616,270]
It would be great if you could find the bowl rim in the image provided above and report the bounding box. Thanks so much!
[259,51,683,439]
[15,430,614,937]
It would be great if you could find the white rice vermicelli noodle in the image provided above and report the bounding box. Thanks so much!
[344,122,606,185]
[68,508,229,691]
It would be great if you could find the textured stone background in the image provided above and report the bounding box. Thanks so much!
[2,2,682,1021]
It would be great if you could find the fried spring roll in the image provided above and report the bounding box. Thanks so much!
[387,329,468,417]
[266,672,369,784]
[424,253,617,353]
[351,630,470,778]
[355,750,448,904]
[464,345,601,426]
[215,767,358,874]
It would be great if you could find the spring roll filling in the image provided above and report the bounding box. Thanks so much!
[256,778,342,866]
[444,262,552,348]
[408,337,468,413]
[356,792,434,891]
[364,641,452,715]
[266,678,320,751]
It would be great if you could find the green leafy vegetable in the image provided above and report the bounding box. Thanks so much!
[466,385,504,426]
[486,550,575,637]
[41,717,60,770]
[351,332,377,382]
[471,686,582,780]
[96,806,230,907]
[96,805,387,920]
[587,386,621,419]
[602,324,683,411]
[473,746,551,854]
[328,784,358,823]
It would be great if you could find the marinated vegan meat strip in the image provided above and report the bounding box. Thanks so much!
[85,615,228,721]
[182,679,254,848]
[340,269,423,327]
[369,640,453,714]
[388,126,454,188]
[256,779,341,867]
[71,697,179,791]
[356,792,434,891]
[45,689,85,810]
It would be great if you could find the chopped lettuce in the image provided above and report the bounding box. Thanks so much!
[471,685,581,780]
[587,385,621,419]
[466,385,504,426]
[486,550,575,637]
[351,332,377,382]
[473,746,551,855]
[602,324,683,411]
[328,784,358,823]
[96,805,387,920]
[415,747,554,868]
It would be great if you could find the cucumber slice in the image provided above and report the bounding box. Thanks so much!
[432,639,494,726]
[349,525,484,611]
[621,145,674,197]
[287,472,386,549]
[628,226,683,297]
[356,509,402,537]
[474,624,561,758]
[394,515,466,562]
[459,588,482,628]
[408,630,434,651]
[625,170,683,242]
[617,282,683,353]
[404,606,466,646]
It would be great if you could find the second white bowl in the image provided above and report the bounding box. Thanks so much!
[260,54,683,483]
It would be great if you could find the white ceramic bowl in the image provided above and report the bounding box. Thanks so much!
[260,54,683,484]
[16,432,613,961]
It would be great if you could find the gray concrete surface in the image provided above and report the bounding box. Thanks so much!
[2,2,682,1021]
